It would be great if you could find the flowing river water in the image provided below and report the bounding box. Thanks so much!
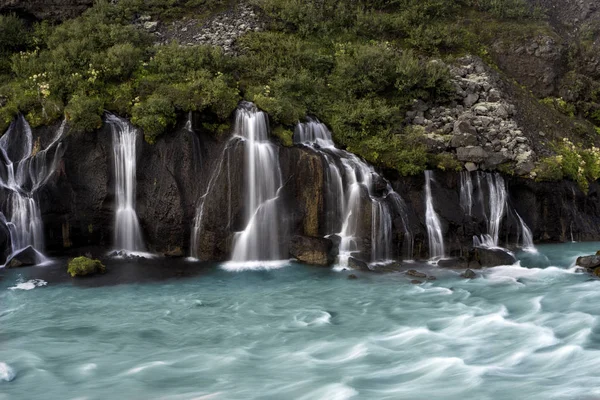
[2,242,600,399]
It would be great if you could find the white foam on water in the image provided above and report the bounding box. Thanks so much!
[292,310,332,327]
[8,279,47,291]
[124,361,168,376]
[0,362,15,382]
[80,363,97,374]
[298,383,358,400]
[108,250,157,259]
[221,259,291,272]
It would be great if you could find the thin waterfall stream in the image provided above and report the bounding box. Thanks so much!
[107,114,144,253]
[424,170,445,259]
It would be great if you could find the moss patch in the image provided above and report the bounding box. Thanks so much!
[67,256,106,277]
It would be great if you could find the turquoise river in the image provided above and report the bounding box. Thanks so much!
[2,242,600,399]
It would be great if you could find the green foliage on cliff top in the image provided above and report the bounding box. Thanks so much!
[0,0,543,174]
[67,256,106,277]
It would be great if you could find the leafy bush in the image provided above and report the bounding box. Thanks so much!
[65,94,104,132]
[131,94,176,143]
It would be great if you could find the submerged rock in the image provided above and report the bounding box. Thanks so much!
[461,269,477,279]
[406,269,427,278]
[469,247,517,268]
[67,256,106,277]
[438,257,469,269]
[347,274,358,280]
[289,235,334,266]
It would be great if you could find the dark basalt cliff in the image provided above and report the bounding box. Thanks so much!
[31,114,600,262]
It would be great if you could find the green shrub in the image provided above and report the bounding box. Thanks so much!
[65,93,104,132]
[131,94,176,143]
[272,126,294,146]
[432,152,463,171]
[0,14,31,72]
[67,256,106,277]
[534,156,563,181]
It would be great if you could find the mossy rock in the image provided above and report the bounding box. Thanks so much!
[67,256,106,277]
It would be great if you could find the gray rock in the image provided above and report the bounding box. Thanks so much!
[495,105,509,118]
[488,89,501,102]
[406,269,427,278]
[465,162,478,172]
[576,254,600,269]
[473,105,489,115]
[484,152,509,168]
[461,269,477,279]
[464,93,479,107]
[413,116,425,125]
[144,21,159,32]
[348,257,370,271]
[457,146,488,163]
[470,247,517,268]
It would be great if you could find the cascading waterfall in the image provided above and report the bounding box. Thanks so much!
[295,120,413,264]
[461,171,536,251]
[107,114,144,253]
[424,171,445,259]
[0,115,65,264]
[229,103,284,263]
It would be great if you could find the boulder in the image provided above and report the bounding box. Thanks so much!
[289,235,334,266]
[469,247,517,268]
[576,254,600,269]
[457,146,488,163]
[464,93,479,108]
[5,246,42,268]
[348,256,370,271]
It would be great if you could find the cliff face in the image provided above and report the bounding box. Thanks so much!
[30,114,600,263]
[0,0,93,20]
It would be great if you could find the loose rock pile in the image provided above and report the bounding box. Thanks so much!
[139,3,265,55]
[407,56,536,176]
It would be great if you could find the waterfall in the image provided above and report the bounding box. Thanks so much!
[466,172,536,251]
[424,171,445,259]
[459,171,473,216]
[486,174,507,246]
[107,115,144,253]
[0,115,65,265]
[229,103,284,262]
[295,119,413,265]
[516,212,536,252]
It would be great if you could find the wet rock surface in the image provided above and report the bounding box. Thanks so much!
[289,235,334,266]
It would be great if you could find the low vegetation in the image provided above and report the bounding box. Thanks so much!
[1,0,587,177]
